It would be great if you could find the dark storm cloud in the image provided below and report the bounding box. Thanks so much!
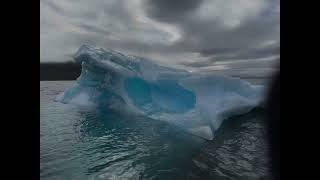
[144,0,204,22]
[144,0,279,62]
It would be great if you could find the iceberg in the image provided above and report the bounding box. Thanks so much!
[56,45,265,140]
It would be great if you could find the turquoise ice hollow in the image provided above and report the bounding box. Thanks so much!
[56,45,265,140]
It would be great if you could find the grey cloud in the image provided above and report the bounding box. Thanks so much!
[41,0,279,77]
[203,43,280,62]
[41,0,65,15]
[200,48,240,56]
[41,0,157,61]
[183,55,279,68]
[75,24,112,36]
[41,0,99,20]
[186,57,279,78]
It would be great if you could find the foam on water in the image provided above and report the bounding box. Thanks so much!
[55,45,265,140]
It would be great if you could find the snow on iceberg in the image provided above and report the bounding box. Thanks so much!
[56,45,265,140]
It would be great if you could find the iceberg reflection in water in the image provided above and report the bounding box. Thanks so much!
[41,81,268,179]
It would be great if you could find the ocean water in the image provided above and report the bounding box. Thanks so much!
[40,80,270,180]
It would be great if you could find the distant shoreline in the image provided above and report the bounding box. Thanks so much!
[40,62,81,81]
[40,62,272,81]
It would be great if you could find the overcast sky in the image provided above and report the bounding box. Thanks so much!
[40,0,279,76]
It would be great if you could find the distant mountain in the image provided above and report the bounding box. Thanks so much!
[40,62,81,81]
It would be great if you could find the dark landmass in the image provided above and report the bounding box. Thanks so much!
[40,61,273,81]
[40,62,81,81]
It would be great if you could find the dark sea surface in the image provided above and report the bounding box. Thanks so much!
[40,80,269,180]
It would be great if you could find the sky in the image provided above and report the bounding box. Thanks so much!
[40,0,279,76]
